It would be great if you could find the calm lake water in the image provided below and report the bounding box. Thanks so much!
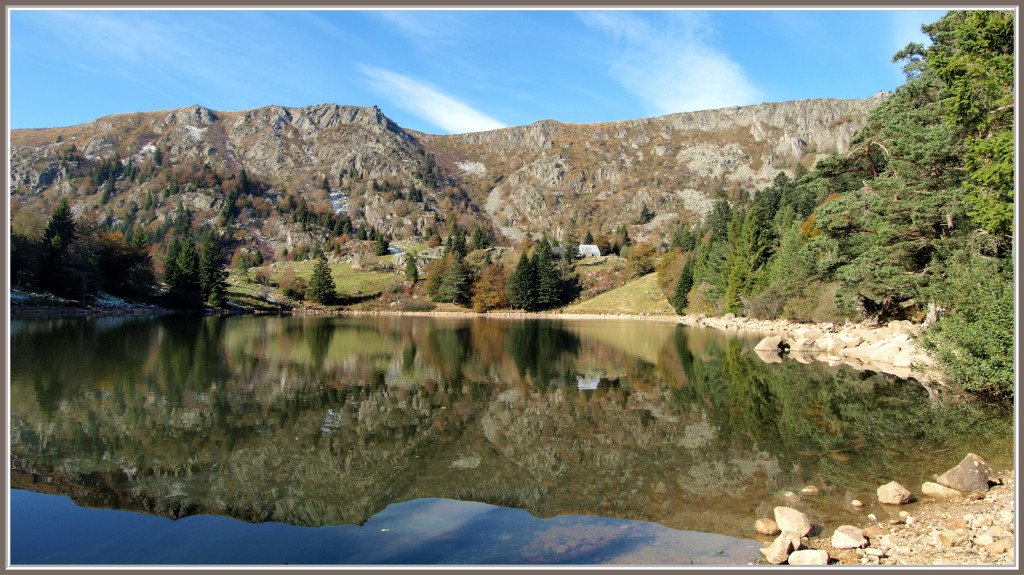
[8,314,1014,566]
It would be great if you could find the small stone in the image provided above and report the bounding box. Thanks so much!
[774,506,813,536]
[755,518,780,535]
[922,481,962,498]
[986,537,1013,555]
[938,529,970,547]
[863,525,890,537]
[865,547,886,557]
[973,516,994,528]
[832,525,869,549]
[867,513,878,522]
[997,510,1014,525]
[877,481,913,504]
[974,533,996,546]
[801,485,820,496]
[850,499,864,507]
[787,549,829,565]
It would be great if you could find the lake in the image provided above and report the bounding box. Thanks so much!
[8,314,1014,566]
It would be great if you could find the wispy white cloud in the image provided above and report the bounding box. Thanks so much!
[357,65,506,134]
[579,10,761,114]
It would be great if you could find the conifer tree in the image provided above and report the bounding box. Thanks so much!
[438,252,471,304]
[404,253,419,283]
[506,250,537,310]
[307,252,337,305]
[40,197,77,291]
[669,257,694,315]
[534,239,561,310]
[198,231,228,306]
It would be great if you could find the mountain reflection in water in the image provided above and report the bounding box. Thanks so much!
[9,490,762,565]
[9,315,1014,565]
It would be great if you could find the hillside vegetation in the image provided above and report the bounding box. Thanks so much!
[9,11,1014,398]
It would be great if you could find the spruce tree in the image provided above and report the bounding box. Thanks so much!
[198,232,228,306]
[669,257,694,315]
[506,250,537,310]
[534,239,561,310]
[438,253,471,304]
[307,252,337,305]
[404,253,419,284]
[40,197,77,291]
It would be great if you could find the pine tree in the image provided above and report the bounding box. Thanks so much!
[173,236,201,296]
[506,250,537,310]
[534,239,561,310]
[438,252,471,304]
[198,232,228,306]
[307,252,337,305]
[669,257,694,315]
[469,224,491,251]
[404,253,419,283]
[39,197,77,291]
[583,230,595,245]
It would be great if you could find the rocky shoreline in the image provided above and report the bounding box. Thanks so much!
[751,454,1015,566]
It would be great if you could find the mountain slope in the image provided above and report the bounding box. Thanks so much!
[10,93,889,257]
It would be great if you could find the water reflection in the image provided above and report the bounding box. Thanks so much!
[10,315,1014,544]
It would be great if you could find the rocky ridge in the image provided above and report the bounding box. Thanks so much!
[10,94,889,248]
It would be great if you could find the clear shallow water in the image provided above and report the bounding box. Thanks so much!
[9,314,1014,566]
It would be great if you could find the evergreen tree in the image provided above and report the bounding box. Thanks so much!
[438,252,472,304]
[375,233,390,257]
[583,230,595,245]
[404,253,419,284]
[198,231,228,306]
[564,228,582,262]
[39,197,77,291]
[669,257,694,315]
[534,239,561,310]
[173,236,201,296]
[307,252,337,305]
[506,250,537,310]
[469,224,491,251]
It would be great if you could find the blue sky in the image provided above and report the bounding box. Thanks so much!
[8,8,949,134]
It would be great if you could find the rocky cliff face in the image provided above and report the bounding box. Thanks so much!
[10,93,888,248]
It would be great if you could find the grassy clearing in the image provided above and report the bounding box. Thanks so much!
[564,273,674,316]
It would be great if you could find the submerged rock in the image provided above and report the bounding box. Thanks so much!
[877,481,913,504]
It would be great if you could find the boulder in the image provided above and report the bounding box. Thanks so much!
[760,533,794,565]
[936,453,997,492]
[831,525,868,549]
[755,518,780,535]
[774,506,813,536]
[986,537,1014,554]
[753,335,784,351]
[877,481,913,504]
[922,481,962,498]
[787,549,829,565]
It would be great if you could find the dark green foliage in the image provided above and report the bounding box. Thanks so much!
[437,252,472,305]
[307,252,337,305]
[917,239,1014,397]
[669,257,694,315]
[39,197,76,293]
[404,253,419,283]
[533,239,561,310]
[505,250,537,310]
[198,232,228,307]
[469,224,491,251]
